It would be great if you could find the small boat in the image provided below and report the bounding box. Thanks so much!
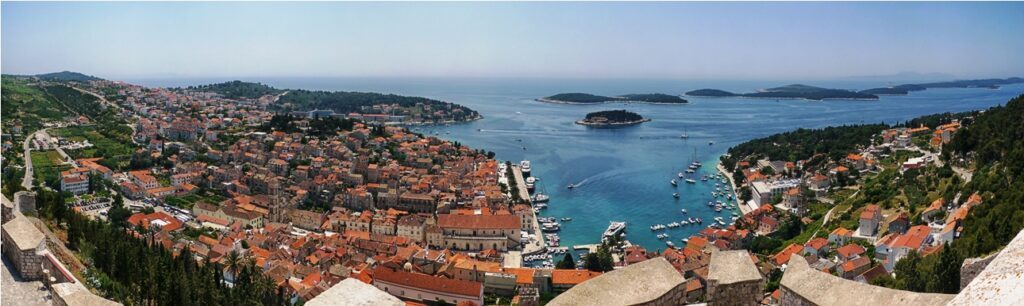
[670,179,678,186]
[673,193,680,199]
[677,172,684,178]
[680,209,687,214]
[666,241,675,248]
[668,222,680,228]
[682,238,689,243]
[708,140,714,145]
[680,133,689,139]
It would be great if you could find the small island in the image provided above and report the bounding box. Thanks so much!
[575,109,651,127]
[539,93,688,104]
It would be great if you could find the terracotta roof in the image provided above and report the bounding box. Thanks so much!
[836,244,866,259]
[551,269,602,285]
[437,214,520,229]
[804,237,828,250]
[372,267,481,297]
[773,244,804,266]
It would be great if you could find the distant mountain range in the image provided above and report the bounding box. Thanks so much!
[686,77,1024,100]
[539,93,688,104]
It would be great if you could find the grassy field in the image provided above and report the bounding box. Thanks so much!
[31,150,71,186]
[163,189,227,210]
[53,125,135,169]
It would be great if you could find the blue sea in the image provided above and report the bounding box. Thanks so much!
[131,77,1024,252]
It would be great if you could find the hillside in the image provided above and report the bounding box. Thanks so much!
[186,80,282,99]
[182,81,480,123]
[36,71,102,82]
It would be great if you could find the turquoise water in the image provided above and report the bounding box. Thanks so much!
[133,77,1024,251]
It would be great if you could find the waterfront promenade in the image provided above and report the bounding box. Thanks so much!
[511,165,546,255]
[717,163,753,215]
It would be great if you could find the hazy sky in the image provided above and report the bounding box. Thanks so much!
[3,2,1023,80]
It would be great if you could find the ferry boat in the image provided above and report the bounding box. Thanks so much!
[532,193,550,203]
[525,177,536,190]
[686,179,696,184]
[670,179,678,186]
[520,160,532,174]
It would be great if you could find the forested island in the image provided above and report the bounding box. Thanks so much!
[858,77,1024,95]
[575,109,650,127]
[686,77,1024,100]
[539,93,688,104]
[184,81,481,124]
[686,84,878,100]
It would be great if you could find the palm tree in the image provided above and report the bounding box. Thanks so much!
[225,250,241,283]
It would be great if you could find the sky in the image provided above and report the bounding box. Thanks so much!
[2,2,1023,80]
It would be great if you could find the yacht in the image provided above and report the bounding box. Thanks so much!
[670,179,678,186]
[542,223,561,232]
[520,160,532,175]
[602,223,626,242]
[525,177,536,190]
[532,193,550,203]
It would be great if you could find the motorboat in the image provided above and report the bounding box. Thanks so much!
[673,193,680,199]
[680,209,687,214]
[685,179,696,184]
[532,193,550,203]
[520,160,531,174]
[678,172,684,178]
[670,179,678,186]
[666,241,675,248]
[567,184,575,190]
[561,217,573,222]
